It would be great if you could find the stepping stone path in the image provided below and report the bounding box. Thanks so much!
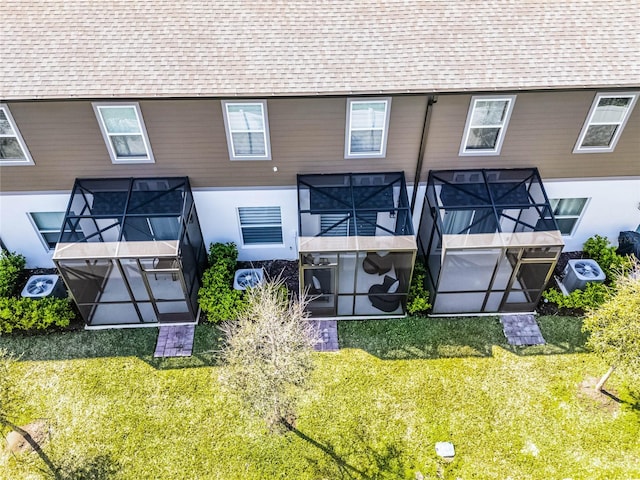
[154,325,195,357]
[310,319,339,351]
[500,314,546,346]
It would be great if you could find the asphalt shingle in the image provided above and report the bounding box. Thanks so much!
[1,0,638,99]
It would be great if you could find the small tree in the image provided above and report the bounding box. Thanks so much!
[582,263,640,392]
[218,279,318,431]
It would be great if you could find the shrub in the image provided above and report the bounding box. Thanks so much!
[583,235,633,280]
[0,297,74,334]
[542,282,611,312]
[407,261,431,315]
[199,263,246,323]
[541,235,633,315]
[207,242,238,274]
[0,251,26,298]
[199,242,247,322]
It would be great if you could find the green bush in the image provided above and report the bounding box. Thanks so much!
[199,242,247,322]
[542,235,633,315]
[542,282,612,312]
[199,263,246,323]
[0,250,26,298]
[583,235,633,280]
[0,297,74,334]
[407,261,431,315]
[207,242,238,274]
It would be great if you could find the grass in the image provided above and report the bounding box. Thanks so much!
[0,316,638,479]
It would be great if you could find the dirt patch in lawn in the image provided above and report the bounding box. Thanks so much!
[4,419,50,454]
[578,376,621,414]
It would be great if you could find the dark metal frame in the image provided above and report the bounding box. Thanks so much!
[418,168,563,314]
[54,177,207,327]
[426,168,558,235]
[297,172,414,238]
[297,172,417,318]
[59,177,190,244]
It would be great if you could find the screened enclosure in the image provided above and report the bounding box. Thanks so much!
[298,172,416,317]
[418,168,563,314]
[53,177,207,327]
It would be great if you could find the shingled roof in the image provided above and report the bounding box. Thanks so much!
[2,0,638,100]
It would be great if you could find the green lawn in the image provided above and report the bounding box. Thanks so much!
[1,316,639,479]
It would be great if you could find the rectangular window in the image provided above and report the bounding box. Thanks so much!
[29,212,65,250]
[238,206,283,245]
[459,95,516,156]
[222,100,271,160]
[345,98,391,158]
[93,103,154,163]
[550,198,588,236]
[574,92,638,153]
[0,104,34,166]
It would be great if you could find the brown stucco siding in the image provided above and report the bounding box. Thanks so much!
[421,91,640,181]
[0,96,426,191]
[2,91,637,193]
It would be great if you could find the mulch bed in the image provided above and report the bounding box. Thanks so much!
[237,259,299,295]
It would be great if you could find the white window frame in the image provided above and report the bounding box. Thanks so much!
[459,95,516,156]
[0,103,34,166]
[345,98,392,159]
[92,102,155,164]
[28,212,65,251]
[222,100,272,160]
[237,206,283,246]
[573,92,638,153]
[550,198,589,236]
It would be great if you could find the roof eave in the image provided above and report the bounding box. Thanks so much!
[2,82,639,102]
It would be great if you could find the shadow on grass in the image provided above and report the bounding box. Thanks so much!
[0,324,224,370]
[339,315,588,360]
[289,423,411,479]
[1,315,589,365]
[627,392,640,414]
[6,424,119,480]
[50,453,120,480]
[616,381,640,414]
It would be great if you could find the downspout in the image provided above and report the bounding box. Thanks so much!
[410,95,437,212]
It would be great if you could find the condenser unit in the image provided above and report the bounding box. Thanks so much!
[21,275,66,299]
[562,259,606,293]
[233,268,264,290]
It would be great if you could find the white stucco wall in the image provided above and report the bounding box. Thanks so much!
[2,178,638,268]
[0,192,71,268]
[544,177,640,251]
[0,187,300,268]
[193,187,299,262]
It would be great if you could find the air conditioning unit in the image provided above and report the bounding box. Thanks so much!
[233,268,264,290]
[562,259,606,293]
[21,275,66,299]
